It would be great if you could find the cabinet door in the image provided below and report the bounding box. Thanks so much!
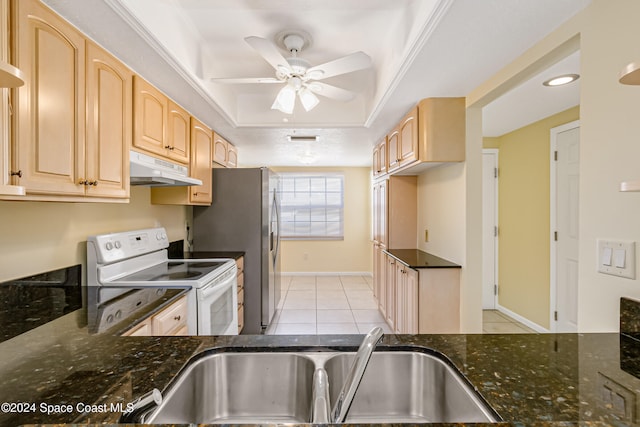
[378,179,388,247]
[13,0,86,195]
[212,132,228,166]
[151,296,187,335]
[399,106,418,165]
[387,129,400,172]
[384,254,396,330]
[121,320,151,336]
[189,117,212,204]
[379,137,387,175]
[406,268,419,334]
[133,76,167,157]
[226,143,238,168]
[372,145,380,177]
[167,100,190,164]
[85,42,131,198]
[395,262,406,334]
[376,245,387,317]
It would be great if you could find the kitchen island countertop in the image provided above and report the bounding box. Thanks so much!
[1,328,639,426]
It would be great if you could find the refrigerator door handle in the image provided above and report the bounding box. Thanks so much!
[270,231,274,252]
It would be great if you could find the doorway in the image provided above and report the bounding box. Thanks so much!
[482,149,498,309]
[550,121,580,332]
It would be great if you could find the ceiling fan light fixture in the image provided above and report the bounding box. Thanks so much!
[299,87,320,111]
[272,85,296,114]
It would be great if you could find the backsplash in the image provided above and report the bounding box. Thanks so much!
[0,265,82,343]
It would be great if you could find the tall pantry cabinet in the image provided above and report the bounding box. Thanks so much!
[372,175,417,325]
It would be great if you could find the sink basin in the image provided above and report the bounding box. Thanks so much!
[144,352,316,424]
[324,351,497,423]
[140,349,498,424]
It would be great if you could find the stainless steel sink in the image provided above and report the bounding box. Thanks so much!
[141,350,498,424]
[324,351,497,423]
[144,352,316,424]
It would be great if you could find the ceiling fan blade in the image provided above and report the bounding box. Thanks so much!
[308,82,356,102]
[244,36,292,74]
[306,51,372,80]
[210,77,282,84]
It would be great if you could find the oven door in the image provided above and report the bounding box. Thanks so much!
[196,269,238,335]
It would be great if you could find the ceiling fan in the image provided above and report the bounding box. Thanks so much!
[211,30,373,114]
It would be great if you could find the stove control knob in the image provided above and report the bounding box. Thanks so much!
[105,242,113,251]
[106,314,114,324]
[156,232,162,241]
[114,310,122,320]
[114,241,122,249]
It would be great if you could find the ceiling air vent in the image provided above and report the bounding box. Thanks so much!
[287,135,319,143]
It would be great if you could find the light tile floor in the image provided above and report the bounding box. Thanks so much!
[482,309,537,333]
[266,275,393,335]
[266,275,537,335]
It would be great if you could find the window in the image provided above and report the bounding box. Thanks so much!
[279,173,344,240]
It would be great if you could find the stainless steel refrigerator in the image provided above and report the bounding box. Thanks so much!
[192,167,281,334]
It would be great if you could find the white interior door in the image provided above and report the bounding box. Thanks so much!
[482,149,498,309]
[552,122,580,332]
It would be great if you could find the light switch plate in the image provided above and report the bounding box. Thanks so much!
[597,240,636,279]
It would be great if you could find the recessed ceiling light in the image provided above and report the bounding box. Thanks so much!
[543,74,580,87]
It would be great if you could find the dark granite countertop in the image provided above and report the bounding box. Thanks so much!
[2,329,640,426]
[385,248,461,268]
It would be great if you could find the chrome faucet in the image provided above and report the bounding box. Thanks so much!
[119,388,163,423]
[331,326,384,423]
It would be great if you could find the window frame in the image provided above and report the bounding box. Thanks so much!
[278,172,345,241]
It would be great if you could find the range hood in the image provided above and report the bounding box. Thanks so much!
[130,150,203,187]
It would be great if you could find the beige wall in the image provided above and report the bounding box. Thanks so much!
[483,106,580,329]
[469,0,640,332]
[0,187,188,282]
[272,166,372,274]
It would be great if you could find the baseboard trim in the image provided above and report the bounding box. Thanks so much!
[495,303,549,333]
[281,271,373,277]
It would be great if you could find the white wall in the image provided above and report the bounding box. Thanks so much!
[0,187,188,282]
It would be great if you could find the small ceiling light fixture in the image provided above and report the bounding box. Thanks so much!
[287,135,319,143]
[619,61,640,85]
[542,73,580,87]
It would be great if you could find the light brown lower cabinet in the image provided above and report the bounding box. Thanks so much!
[377,253,460,334]
[236,256,244,334]
[121,295,188,336]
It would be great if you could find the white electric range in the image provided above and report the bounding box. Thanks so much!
[87,227,238,335]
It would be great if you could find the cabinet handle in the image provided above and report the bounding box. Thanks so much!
[78,178,87,185]
[193,192,198,196]
[164,145,171,149]
[174,315,181,321]
[90,180,98,186]
[10,170,22,178]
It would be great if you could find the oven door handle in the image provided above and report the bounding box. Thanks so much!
[198,274,235,299]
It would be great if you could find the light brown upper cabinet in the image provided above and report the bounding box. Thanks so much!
[10,0,130,201]
[151,117,212,206]
[226,143,238,168]
[213,132,238,168]
[189,117,213,204]
[375,97,465,176]
[398,106,418,166]
[85,42,131,199]
[11,0,86,196]
[372,136,387,178]
[166,100,190,164]
[133,76,189,165]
